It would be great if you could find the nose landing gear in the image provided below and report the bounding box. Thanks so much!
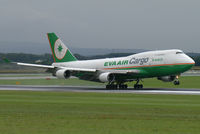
[173,75,180,85]
[174,80,180,85]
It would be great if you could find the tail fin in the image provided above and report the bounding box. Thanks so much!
[47,33,77,62]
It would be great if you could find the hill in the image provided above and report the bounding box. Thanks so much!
[0,52,200,66]
[0,41,147,56]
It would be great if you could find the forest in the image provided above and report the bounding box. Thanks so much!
[0,52,200,66]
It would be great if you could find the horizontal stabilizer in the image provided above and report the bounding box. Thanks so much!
[2,58,11,63]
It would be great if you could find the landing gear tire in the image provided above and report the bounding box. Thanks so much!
[106,84,128,89]
[106,84,118,89]
[174,75,180,85]
[174,80,180,85]
[119,84,128,89]
[134,84,143,89]
[134,79,143,89]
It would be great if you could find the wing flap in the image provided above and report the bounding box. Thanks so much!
[59,67,96,72]
[15,62,96,72]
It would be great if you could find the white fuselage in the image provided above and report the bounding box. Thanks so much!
[52,49,194,72]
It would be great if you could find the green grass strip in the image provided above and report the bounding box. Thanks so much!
[0,91,200,134]
[0,76,200,89]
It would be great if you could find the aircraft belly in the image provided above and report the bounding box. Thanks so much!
[110,64,193,79]
[139,64,193,77]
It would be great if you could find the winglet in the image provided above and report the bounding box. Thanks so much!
[2,58,11,63]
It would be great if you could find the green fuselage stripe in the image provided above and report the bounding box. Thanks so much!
[104,63,194,79]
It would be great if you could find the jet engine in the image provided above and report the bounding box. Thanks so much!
[157,76,175,82]
[55,69,71,79]
[98,72,115,83]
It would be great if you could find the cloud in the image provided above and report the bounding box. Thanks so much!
[0,0,199,52]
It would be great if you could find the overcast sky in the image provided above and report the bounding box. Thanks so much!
[0,0,200,52]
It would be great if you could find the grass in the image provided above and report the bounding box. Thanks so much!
[0,78,104,86]
[192,66,200,70]
[0,76,200,89]
[0,91,200,134]
[0,73,51,77]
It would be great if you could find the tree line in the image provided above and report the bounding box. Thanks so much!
[0,52,200,66]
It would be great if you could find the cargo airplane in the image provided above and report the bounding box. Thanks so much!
[12,33,195,89]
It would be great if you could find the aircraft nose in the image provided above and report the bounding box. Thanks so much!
[186,55,195,64]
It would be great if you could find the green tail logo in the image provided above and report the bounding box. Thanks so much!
[47,33,77,62]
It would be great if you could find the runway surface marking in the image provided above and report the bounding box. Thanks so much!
[0,85,200,95]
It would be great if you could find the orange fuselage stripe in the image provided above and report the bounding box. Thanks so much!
[103,63,195,70]
[47,34,56,62]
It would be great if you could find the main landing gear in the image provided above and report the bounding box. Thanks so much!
[134,79,143,89]
[106,79,144,89]
[173,75,180,85]
[106,84,117,89]
[106,82,128,89]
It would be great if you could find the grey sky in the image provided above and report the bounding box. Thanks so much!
[0,0,200,52]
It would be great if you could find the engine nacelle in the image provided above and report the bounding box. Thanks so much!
[55,69,71,79]
[98,72,115,83]
[157,76,175,82]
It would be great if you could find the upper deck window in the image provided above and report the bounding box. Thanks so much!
[176,52,183,54]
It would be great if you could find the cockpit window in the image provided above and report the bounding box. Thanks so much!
[176,52,183,54]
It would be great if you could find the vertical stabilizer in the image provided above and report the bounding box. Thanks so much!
[47,33,77,62]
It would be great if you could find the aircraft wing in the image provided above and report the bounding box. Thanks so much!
[2,58,54,69]
[6,60,96,73]
[16,63,96,72]
[3,58,139,75]
[16,62,54,68]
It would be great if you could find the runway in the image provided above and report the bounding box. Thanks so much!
[0,70,199,80]
[0,85,200,95]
